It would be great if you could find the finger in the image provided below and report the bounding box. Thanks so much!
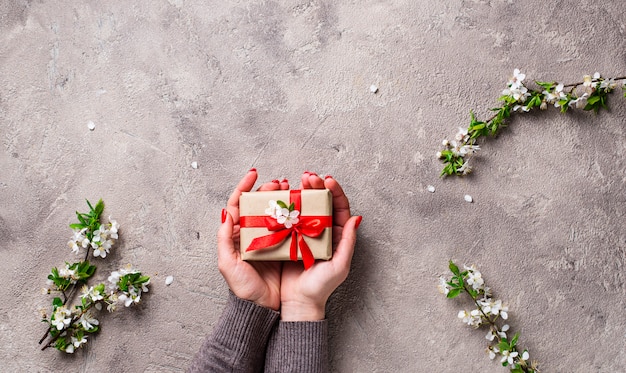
[324,177,351,227]
[217,211,238,269]
[301,172,312,189]
[307,173,325,189]
[258,179,281,191]
[330,215,360,274]
[226,170,258,223]
[279,178,290,190]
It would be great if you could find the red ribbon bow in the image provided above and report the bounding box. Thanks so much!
[240,190,332,269]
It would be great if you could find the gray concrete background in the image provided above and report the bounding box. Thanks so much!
[1,1,625,372]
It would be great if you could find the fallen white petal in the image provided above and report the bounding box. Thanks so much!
[370,84,378,93]
[87,121,96,131]
[191,161,198,169]
[464,194,473,203]
[427,185,435,193]
[165,275,174,286]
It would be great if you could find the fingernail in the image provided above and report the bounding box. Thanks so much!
[304,170,310,174]
[249,168,257,172]
[324,175,333,180]
[271,179,280,183]
[221,209,227,223]
[310,172,318,176]
[354,216,363,229]
[281,178,288,183]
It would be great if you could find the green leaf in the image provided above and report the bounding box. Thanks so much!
[52,297,63,309]
[449,261,460,275]
[446,288,462,298]
[276,200,288,209]
[288,202,295,211]
[93,199,105,217]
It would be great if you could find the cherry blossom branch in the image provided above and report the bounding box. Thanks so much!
[438,70,626,176]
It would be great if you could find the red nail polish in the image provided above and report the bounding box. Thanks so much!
[304,170,310,174]
[281,178,288,183]
[271,179,280,183]
[221,209,227,223]
[310,172,318,176]
[249,168,257,172]
[354,216,363,229]
[324,175,333,180]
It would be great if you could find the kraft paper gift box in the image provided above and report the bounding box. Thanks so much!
[239,189,332,269]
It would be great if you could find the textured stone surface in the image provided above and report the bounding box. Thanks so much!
[1,1,626,371]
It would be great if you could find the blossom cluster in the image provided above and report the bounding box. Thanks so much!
[68,217,119,258]
[438,69,626,176]
[39,199,150,354]
[265,199,300,228]
[439,261,539,372]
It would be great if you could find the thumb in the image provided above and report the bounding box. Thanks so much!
[217,210,237,263]
[331,215,361,271]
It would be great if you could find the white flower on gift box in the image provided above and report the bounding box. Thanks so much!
[265,200,280,218]
[265,200,300,228]
[277,210,300,228]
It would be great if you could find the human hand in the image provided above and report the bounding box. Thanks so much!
[217,169,290,310]
[279,172,362,321]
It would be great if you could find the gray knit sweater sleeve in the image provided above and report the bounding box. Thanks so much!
[188,292,280,373]
[264,320,329,373]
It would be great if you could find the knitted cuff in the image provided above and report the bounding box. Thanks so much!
[265,320,329,373]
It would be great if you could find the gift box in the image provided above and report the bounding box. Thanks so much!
[239,189,332,269]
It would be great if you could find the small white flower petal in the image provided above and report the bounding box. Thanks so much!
[464,194,473,203]
[165,275,174,286]
[87,121,96,131]
[191,161,198,169]
[370,84,378,93]
[427,185,435,193]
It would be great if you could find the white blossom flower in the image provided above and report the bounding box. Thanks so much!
[118,287,141,307]
[569,93,589,109]
[277,209,300,228]
[81,285,104,303]
[478,298,508,319]
[521,350,530,361]
[437,277,450,295]
[68,228,89,254]
[459,144,480,156]
[455,127,469,142]
[265,200,281,218]
[59,264,79,283]
[464,265,484,290]
[488,345,500,360]
[66,334,87,352]
[442,139,450,147]
[78,311,99,330]
[51,306,72,331]
[108,217,120,239]
[458,309,482,327]
[501,349,519,365]
[458,161,472,175]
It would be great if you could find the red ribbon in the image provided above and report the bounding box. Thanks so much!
[240,190,332,269]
